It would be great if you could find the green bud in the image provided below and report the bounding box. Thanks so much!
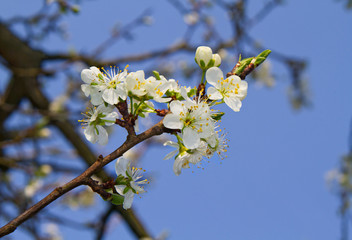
[211,112,225,121]
[257,49,271,59]
[234,58,253,75]
[152,71,161,80]
[71,5,80,14]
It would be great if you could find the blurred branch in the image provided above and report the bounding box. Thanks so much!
[0,119,166,237]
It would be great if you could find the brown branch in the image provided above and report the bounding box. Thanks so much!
[0,120,166,237]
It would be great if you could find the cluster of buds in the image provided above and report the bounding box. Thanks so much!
[79,46,270,209]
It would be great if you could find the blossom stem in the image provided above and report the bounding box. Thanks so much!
[130,96,134,114]
[200,70,206,84]
[133,100,144,115]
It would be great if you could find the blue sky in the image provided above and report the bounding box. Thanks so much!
[1,1,352,240]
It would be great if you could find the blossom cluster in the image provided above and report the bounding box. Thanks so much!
[79,46,269,209]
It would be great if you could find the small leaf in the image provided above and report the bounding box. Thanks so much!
[153,71,161,80]
[110,194,125,205]
[211,112,225,121]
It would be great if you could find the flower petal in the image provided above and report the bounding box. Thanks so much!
[102,88,119,105]
[164,149,178,160]
[115,157,129,177]
[96,125,108,145]
[84,125,97,143]
[122,190,134,209]
[81,84,91,97]
[207,87,222,100]
[163,114,183,129]
[183,127,200,149]
[224,96,242,112]
[206,67,223,88]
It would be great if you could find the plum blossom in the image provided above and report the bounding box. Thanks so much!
[144,76,172,103]
[126,70,147,97]
[206,67,248,112]
[79,105,118,145]
[81,66,104,105]
[115,157,147,209]
[164,140,207,176]
[163,89,214,149]
[99,66,128,105]
[81,66,128,105]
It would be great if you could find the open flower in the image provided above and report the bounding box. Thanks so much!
[163,94,214,149]
[206,67,248,112]
[115,157,147,209]
[126,70,147,97]
[144,76,172,103]
[81,66,104,106]
[100,66,128,105]
[79,105,118,145]
[164,140,207,176]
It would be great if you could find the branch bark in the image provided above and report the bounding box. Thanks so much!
[0,120,166,237]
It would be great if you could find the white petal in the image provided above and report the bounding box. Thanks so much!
[154,97,172,103]
[115,157,129,177]
[122,190,134,209]
[173,156,184,176]
[206,67,223,88]
[131,181,145,193]
[169,101,185,115]
[103,112,118,126]
[96,125,108,145]
[81,69,95,84]
[163,114,183,129]
[224,96,242,112]
[164,149,178,160]
[114,185,125,195]
[183,127,200,149]
[90,91,104,106]
[102,88,119,105]
[163,141,179,148]
[81,84,91,97]
[84,125,97,143]
[115,85,127,100]
[207,87,222,100]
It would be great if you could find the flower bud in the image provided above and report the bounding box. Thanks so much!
[212,53,221,67]
[195,46,213,70]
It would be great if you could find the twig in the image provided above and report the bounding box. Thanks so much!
[0,120,166,237]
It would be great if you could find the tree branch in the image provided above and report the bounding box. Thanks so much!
[0,120,166,237]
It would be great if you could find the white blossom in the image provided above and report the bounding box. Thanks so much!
[100,66,128,105]
[79,105,118,145]
[115,157,147,209]
[163,90,214,149]
[81,66,128,105]
[81,66,104,105]
[126,70,147,97]
[195,46,213,70]
[206,67,248,112]
[144,76,172,103]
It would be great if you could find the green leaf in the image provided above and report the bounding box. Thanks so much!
[153,71,161,80]
[200,60,205,68]
[234,58,253,75]
[123,186,130,195]
[211,112,225,121]
[257,49,271,59]
[188,88,197,97]
[110,194,124,205]
[206,58,215,68]
[254,50,271,66]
